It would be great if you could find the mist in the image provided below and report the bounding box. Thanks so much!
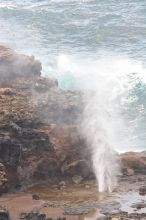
[57,53,146,191]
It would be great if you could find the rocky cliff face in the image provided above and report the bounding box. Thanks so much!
[0,45,41,80]
[0,46,145,194]
[0,46,91,193]
[120,151,146,175]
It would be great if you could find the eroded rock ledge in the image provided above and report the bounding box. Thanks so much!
[0,46,145,194]
[0,46,42,80]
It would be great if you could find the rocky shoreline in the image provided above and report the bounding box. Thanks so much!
[0,46,146,219]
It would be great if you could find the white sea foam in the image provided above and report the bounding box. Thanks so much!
[57,53,146,191]
[1,0,146,192]
[0,3,17,9]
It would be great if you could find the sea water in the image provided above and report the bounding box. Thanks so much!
[0,0,146,153]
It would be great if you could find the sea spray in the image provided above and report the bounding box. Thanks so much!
[57,54,146,191]
[81,91,120,192]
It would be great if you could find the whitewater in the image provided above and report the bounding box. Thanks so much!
[0,0,146,154]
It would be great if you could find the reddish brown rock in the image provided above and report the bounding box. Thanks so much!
[139,186,146,196]
[72,175,83,184]
[2,45,146,194]
[0,46,42,80]
[34,77,58,92]
[33,157,59,181]
[120,152,146,175]
[61,160,92,179]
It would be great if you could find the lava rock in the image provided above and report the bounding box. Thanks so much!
[34,77,58,92]
[72,175,83,184]
[0,163,8,194]
[61,160,91,178]
[0,206,9,220]
[132,202,146,209]
[139,186,146,196]
[121,152,146,175]
[58,181,66,190]
[25,212,46,220]
[24,211,66,220]
[33,158,59,180]
[0,46,42,80]
[32,194,40,200]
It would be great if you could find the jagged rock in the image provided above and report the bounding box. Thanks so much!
[0,45,86,191]
[24,212,46,220]
[0,206,9,220]
[124,168,135,176]
[58,181,66,190]
[61,160,92,178]
[120,152,146,175]
[132,202,146,209]
[0,88,14,95]
[72,175,83,184]
[32,194,40,200]
[0,163,8,194]
[2,45,146,193]
[34,77,58,92]
[0,138,21,167]
[23,211,66,220]
[0,46,42,80]
[139,186,146,196]
[33,158,59,180]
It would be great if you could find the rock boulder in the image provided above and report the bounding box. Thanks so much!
[0,46,42,81]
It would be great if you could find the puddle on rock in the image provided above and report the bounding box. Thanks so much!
[1,177,146,219]
[119,191,146,214]
[0,191,107,220]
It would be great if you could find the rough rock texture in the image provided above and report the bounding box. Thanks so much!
[0,46,90,191]
[61,160,92,179]
[0,206,9,220]
[0,46,42,80]
[0,164,8,194]
[22,211,66,220]
[120,151,146,175]
[0,45,146,193]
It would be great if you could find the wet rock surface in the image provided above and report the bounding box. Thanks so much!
[0,206,9,220]
[0,46,87,190]
[0,46,146,219]
[1,181,146,220]
[139,186,146,196]
[0,46,146,192]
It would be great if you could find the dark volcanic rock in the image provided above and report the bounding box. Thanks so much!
[32,194,40,200]
[23,211,66,220]
[33,158,59,181]
[61,160,92,179]
[0,138,21,167]
[139,186,146,196]
[132,202,146,209]
[24,212,46,220]
[0,206,9,220]
[72,175,83,184]
[0,163,8,194]
[1,45,146,194]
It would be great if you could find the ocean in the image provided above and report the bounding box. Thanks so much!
[0,0,146,152]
